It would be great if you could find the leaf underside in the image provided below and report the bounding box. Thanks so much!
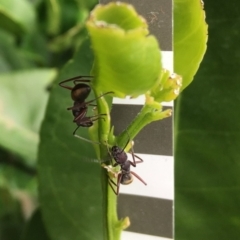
[174,0,240,239]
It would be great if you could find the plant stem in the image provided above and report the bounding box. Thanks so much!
[93,88,171,240]
[93,88,121,240]
[117,101,172,147]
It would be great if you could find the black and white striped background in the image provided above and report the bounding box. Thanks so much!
[99,1,173,239]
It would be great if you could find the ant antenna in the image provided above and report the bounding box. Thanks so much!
[74,134,101,145]
[90,91,114,102]
[120,130,132,154]
[104,140,114,165]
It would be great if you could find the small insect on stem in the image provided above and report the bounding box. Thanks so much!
[59,76,113,144]
[105,132,147,195]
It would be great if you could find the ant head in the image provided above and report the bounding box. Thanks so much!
[111,145,127,164]
[71,84,91,102]
[111,146,121,155]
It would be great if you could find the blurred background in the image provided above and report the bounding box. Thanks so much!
[0,0,96,238]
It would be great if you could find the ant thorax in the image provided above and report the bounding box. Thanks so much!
[72,101,87,118]
[121,161,131,172]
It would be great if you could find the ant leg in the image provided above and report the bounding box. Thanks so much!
[129,152,144,167]
[73,125,80,135]
[116,173,123,195]
[119,132,131,156]
[128,139,137,167]
[127,136,144,167]
[73,112,105,135]
[67,102,94,110]
[67,103,96,112]
[73,76,93,85]
[67,103,97,112]
[84,91,114,106]
[73,124,100,144]
[108,178,118,195]
[88,114,106,122]
[105,142,114,165]
[130,171,147,185]
[102,164,119,178]
[67,102,85,111]
[73,109,87,122]
[133,154,144,164]
[113,162,118,167]
[73,115,106,144]
[103,164,118,195]
[59,76,92,90]
[68,92,113,111]
[67,92,113,111]
[107,169,122,195]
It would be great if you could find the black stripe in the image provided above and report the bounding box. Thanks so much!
[111,105,173,156]
[99,0,172,51]
[118,194,173,238]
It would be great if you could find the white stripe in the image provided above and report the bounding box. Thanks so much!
[122,231,173,240]
[119,154,174,200]
[162,51,173,72]
[113,95,173,106]
[113,51,173,105]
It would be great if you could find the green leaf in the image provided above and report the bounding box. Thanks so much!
[0,188,25,240]
[175,0,240,239]
[0,30,38,72]
[86,2,161,98]
[0,0,36,36]
[174,0,208,90]
[44,0,97,36]
[38,38,106,240]
[44,0,61,35]
[75,0,97,13]
[0,69,56,162]
[0,188,17,217]
[0,159,36,193]
[21,209,51,240]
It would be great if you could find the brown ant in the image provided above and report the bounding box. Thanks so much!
[59,75,113,143]
[104,133,147,195]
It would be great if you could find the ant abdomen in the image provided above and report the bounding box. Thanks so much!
[121,173,133,185]
[71,83,91,102]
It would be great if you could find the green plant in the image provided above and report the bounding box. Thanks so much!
[0,0,210,240]
[38,2,207,240]
[175,0,240,239]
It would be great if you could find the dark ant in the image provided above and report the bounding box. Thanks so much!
[59,75,113,143]
[104,134,147,195]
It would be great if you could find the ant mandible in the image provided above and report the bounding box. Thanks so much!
[104,133,147,195]
[59,75,113,143]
